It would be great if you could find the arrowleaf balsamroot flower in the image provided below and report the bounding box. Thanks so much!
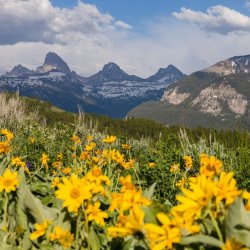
[0,169,19,193]
[108,205,145,238]
[86,201,108,226]
[214,171,241,206]
[174,174,215,219]
[102,135,116,144]
[145,213,181,250]
[170,162,180,173]
[50,226,74,248]
[30,221,50,240]
[0,141,10,154]
[221,238,248,250]
[1,128,14,142]
[200,154,223,177]
[183,155,193,170]
[55,174,92,213]
[11,156,26,168]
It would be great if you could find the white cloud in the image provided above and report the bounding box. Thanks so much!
[115,21,132,30]
[0,0,131,45]
[173,5,250,34]
[1,3,250,79]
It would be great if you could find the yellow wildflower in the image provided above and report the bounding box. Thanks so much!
[55,174,92,213]
[174,174,215,219]
[121,159,135,169]
[30,221,50,240]
[109,187,150,213]
[221,238,248,250]
[102,135,116,144]
[119,175,136,192]
[145,213,181,250]
[50,226,74,248]
[0,141,10,154]
[11,156,25,168]
[214,171,241,206]
[170,162,180,173]
[183,156,192,170]
[86,202,108,226]
[62,167,71,175]
[51,177,60,188]
[86,135,93,141]
[148,162,156,167]
[176,177,186,189]
[80,151,89,160]
[108,205,145,238]
[56,152,63,161]
[0,169,19,193]
[52,161,62,169]
[242,191,250,211]
[171,210,200,236]
[29,137,35,144]
[200,154,223,177]
[85,142,96,151]
[86,166,110,186]
[122,144,131,150]
[1,129,14,142]
[70,135,81,144]
[41,153,49,166]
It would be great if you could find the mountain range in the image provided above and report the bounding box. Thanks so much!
[129,55,250,129]
[0,52,185,118]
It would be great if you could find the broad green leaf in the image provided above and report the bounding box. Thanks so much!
[122,237,135,250]
[19,169,58,223]
[143,182,157,199]
[180,234,223,248]
[226,197,250,247]
[88,227,100,250]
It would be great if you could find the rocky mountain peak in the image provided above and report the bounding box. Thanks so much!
[146,64,185,83]
[202,54,250,75]
[102,62,121,72]
[5,64,34,77]
[36,52,71,74]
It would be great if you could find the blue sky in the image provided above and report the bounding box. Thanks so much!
[1,0,250,77]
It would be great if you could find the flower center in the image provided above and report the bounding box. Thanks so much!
[92,169,101,177]
[3,179,13,187]
[70,188,80,199]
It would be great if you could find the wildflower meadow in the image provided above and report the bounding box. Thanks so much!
[0,95,249,250]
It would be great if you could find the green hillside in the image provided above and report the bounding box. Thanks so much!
[129,72,250,130]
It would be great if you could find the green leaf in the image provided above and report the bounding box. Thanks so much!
[88,227,100,250]
[226,197,250,247]
[18,169,57,223]
[122,237,135,250]
[180,234,223,248]
[0,242,17,250]
[143,182,157,199]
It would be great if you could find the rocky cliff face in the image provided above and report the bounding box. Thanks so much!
[36,52,71,75]
[191,82,247,116]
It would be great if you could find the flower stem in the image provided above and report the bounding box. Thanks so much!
[208,210,223,242]
[3,192,9,231]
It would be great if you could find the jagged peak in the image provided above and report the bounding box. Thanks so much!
[102,62,122,72]
[36,52,71,74]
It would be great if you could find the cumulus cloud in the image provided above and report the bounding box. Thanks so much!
[1,3,250,79]
[0,0,131,45]
[173,5,250,34]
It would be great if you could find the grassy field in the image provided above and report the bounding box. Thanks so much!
[0,93,249,249]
